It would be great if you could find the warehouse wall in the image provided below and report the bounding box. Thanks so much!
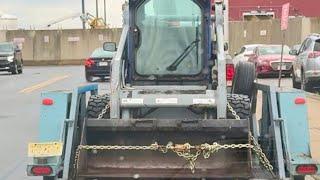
[229,17,307,55]
[2,29,122,65]
[0,17,319,65]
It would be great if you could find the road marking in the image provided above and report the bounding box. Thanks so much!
[19,75,69,93]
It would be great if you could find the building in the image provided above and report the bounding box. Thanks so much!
[228,0,320,21]
[0,12,18,30]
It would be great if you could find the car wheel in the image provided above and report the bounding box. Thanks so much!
[292,71,301,89]
[85,72,93,82]
[232,61,256,98]
[301,71,312,92]
[43,176,56,180]
[18,64,23,74]
[11,62,18,75]
[293,175,305,180]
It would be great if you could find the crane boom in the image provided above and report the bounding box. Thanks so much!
[46,13,83,28]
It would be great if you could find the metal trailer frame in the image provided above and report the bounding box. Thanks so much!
[26,1,320,179]
[27,82,320,179]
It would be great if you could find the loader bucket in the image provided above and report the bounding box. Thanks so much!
[76,119,254,179]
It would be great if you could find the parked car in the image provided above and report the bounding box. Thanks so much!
[233,44,263,65]
[291,34,320,91]
[248,45,294,77]
[0,42,23,74]
[85,43,116,82]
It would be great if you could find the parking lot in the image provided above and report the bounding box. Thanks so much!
[0,66,319,179]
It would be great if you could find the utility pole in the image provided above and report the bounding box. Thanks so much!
[82,0,86,29]
[96,0,99,18]
[104,0,107,25]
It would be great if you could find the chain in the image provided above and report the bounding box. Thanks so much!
[250,134,275,177]
[97,95,110,119]
[227,102,241,120]
[75,98,274,177]
[226,101,275,177]
[73,138,274,176]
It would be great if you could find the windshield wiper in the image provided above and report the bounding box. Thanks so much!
[167,24,200,71]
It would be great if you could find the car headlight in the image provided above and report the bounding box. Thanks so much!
[7,56,14,62]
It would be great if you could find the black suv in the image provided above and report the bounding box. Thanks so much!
[0,42,23,74]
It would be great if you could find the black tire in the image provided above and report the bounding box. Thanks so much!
[11,62,18,74]
[85,72,93,82]
[232,61,256,98]
[292,71,301,89]
[293,175,305,180]
[18,64,23,74]
[227,94,251,119]
[43,176,55,180]
[87,95,110,119]
[301,71,312,92]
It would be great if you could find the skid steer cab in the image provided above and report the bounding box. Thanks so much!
[27,0,319,179]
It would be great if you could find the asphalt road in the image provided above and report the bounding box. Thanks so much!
[0,66,318,180]
[0,66,109,180]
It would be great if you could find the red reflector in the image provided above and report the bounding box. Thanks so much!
[296,165,318,175]
[31,166,53,176]
[42,98,54,105]
[295,97,306,105]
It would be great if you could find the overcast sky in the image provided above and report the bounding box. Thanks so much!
[0,0,125,29]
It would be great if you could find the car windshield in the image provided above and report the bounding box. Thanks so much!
[246,46,257,52]
[90,48,115,58]
[135,0,203,76]
[259,45,290,55]
[0,43,14,53]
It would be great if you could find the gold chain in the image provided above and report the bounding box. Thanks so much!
[73,137,274,177]
[227,102,241,120]
[97,95,110,119]
[226,100,275,177]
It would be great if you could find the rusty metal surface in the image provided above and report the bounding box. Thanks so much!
[76,129,254,178]
[87,119,248,133]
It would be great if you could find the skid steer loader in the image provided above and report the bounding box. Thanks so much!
[27,0,320,179]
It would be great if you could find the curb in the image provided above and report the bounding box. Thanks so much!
[312,175,320,180]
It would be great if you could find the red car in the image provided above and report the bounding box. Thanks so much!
[248,45,295,77]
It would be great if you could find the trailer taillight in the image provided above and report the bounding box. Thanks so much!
[42,98,54,105]
[226,64,235,81]
[296,165,318,175]
[31,166,52,176]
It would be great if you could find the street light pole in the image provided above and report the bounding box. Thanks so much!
[82,0,86,29]
[104,0,107,25]
[96,0,99,18]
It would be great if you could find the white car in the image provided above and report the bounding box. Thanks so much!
[233,44,263,65]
